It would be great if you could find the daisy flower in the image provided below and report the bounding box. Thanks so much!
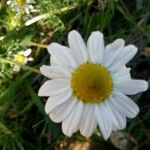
[38,30,148,140]
[13,48,33,72]
[7,0,34,14]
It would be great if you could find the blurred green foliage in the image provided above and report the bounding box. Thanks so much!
[0,0,150,149]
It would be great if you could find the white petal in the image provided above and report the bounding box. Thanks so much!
[112,66,131,81]
[50,55,72,69]
[115,91,139,115]
[27,57,33,61]
[114,79,148,95]
[45,90,72,114]
[38,79,70,96]
[40,65,71,79]
[95,104,112,140]
[80,105,97,137]
[50,55,58,65]
[103,101,119,130]
[48,43,78,68]
[110,92,139,118]
[87,31,104,63]
[105,100,126,130]
[27,4,34,9]
[7,0,11,5]
[68,30,88,64]
[13,65,21,72]
[62,100,83,137]
[23,48,32,56]
[109,45,137,72]
[103,39,125,66]
[50,96,77,123]
[26,0,35,4]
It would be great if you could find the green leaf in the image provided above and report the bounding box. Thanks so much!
[25,80,46,117]
[0,71,31,104]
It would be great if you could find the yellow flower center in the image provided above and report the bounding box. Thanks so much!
[16,0,26,6]
[71,63,113,103]
[16,54,26,63]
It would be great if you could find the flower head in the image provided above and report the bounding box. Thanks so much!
[7,0,34,14]
[13,48,33,72]
[38,30,148,140]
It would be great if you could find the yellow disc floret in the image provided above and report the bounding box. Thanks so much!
[71,63,113,103]
[16,54,26,63]
[16,0,26,6]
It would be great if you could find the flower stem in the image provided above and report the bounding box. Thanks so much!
[0,58,40,74]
